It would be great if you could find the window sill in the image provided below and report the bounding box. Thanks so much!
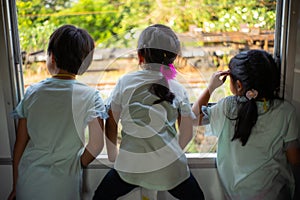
[87,153,217,169]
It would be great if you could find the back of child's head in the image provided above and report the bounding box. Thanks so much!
[137,24,180,65]
[137,24,181,104]
[229,49,280,100]
[47,24,94,75]
[227,49,281,146]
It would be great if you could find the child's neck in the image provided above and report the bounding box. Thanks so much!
[52,70,76,80]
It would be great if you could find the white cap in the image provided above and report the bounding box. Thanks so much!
[137,24,181,54]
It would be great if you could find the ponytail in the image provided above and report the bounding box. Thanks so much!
[138,48,176,105]
[149,78,175,104]
[231,99,258,146]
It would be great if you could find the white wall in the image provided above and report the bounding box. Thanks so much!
[0,165,13,199]
[0,0,21,199]
[292,0,300,120]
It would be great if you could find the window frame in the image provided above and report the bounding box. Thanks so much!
[4,0,294,168]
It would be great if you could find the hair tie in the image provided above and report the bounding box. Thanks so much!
[160,64,177,81]
[262,98,268,111]
[245,89,258,100]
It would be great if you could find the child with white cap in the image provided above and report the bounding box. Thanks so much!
[93,24,205,200]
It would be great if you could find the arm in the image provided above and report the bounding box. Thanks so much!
[286,145,300,200]
[192,88,211,125]
[105,109,119,162]
[80,117,104,167]
[8,118,29,200]
[178,114,194,150]
[192,70,229,125]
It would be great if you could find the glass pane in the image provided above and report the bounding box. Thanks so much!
[17,0,277,154]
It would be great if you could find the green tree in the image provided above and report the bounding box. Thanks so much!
[17,0,72,52]
[52,0,153,48]
[17,0,277,52]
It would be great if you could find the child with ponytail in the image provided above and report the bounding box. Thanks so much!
[93,24,204,200]
[193,49,300,200]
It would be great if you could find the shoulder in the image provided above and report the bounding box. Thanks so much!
[73,81,102,97]
[73,80,94,90]
[23,78,52,97]
[28,78,51,88]
[168,80,190,104]
[275,99,295,109]
[169,79,184,88]
[271,99,296,116]
[119,71,142,80]
[209,96,237,117]
[116,70,163,90]
[113,71,141,87]
[169,80,187,95]
[217,95,237,107]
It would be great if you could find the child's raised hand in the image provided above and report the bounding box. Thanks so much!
[208,70,229,94]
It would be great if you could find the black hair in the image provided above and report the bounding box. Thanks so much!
[228,49,281,146]
[47,24,94,75]
[138,48,176,104]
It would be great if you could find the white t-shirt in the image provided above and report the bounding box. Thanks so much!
[204,96,299,200]
[14,78,107,200]
[106,69,194,190]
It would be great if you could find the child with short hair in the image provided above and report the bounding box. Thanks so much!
[93,24,205,200]
[8,24,107,200]
[193,49,300,200]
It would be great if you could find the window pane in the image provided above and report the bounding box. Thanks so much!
[18,0,277,154]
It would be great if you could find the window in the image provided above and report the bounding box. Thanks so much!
[17,0,277,154]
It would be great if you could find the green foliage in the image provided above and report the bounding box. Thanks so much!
[17,0,276,52]
[17,0,71,52]
[54,0,153,48]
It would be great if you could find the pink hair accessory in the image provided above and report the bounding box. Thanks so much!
[160,64,177,80]
[246,89,258,100]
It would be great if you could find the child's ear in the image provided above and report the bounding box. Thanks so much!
[47,52,55,64]
[50,53,56,64]
[236,80,243,93]
[138,52,144,65]
[46,52,59,74]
